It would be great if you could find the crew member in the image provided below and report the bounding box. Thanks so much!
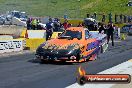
[31,18,37,30]
[93,24,98,31]
[102,13,105,22]
[108,12,112,23]
[36,19,39,30]
[99,24,106,34]
[46,21,53,40]
[63,21,68,30]
[26,18,31,30]
[53,18,60,32]
[107,23,114,46]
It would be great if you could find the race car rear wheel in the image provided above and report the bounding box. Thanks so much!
[40,56,48,63]
[88,53,98,61]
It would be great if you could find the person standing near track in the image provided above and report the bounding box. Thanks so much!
[99,24,106,34]
[108,12,112,23]
[46,20,53,40]
[26,18,31,30]
[31,18,37,30]
[63,20,69,30]
[107,23,114,46]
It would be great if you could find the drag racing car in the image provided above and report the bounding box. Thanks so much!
[35,27,108,63]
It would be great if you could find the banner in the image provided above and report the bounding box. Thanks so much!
[0,40,23,53]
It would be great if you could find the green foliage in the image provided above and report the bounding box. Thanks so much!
[0,0,131,18]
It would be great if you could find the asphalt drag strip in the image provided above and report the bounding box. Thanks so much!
[0,36,132,88]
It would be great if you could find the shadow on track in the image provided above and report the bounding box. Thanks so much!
[28,59,80,65]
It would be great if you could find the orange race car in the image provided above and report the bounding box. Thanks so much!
[35,27,108,63]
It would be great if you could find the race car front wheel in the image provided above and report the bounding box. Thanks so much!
[76,53,81,61]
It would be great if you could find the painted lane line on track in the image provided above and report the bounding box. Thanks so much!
[66,59,132,88]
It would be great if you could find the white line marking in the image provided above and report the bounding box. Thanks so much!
[66,59,132,88]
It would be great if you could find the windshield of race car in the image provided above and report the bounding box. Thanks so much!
[58,30,82,39]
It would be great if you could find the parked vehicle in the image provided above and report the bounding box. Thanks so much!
[121,24,132,35]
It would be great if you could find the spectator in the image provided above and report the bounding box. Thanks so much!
[93,12,97,20]
[124,15,127,23]
[68,23,72,28]
[63,20,69,30]
[91,15,94,18]
[102,13,106,22]
[98,22,102,27]
[87,13,90,18]
[117,27,121,39]
[26,18,31,30]
[115,14,118,23]
[99,24,106,34]
[36,19,40,30]
[108,12,112,23]
[54,20,60,32]
[31,18,37,30]
[88,24,94,31]
[93,24,98,31]
[113,25,118,38]
[107,23,114,46]
[30,18,33,29]
[128,16,132,23]
[49,16,52,22]
[120,14,123,23]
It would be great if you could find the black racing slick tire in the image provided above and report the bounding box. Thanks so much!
[75,49,81,61]
[76,53,81,61]
[40,59,46,64]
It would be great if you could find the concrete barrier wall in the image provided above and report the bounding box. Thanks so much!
[20,30,46,50]
[20,30,46,38]
[0,35,13,39]
[27,30,46,38]
[0,25,23,38]
[26,38,46,50]
[0,39,23,53]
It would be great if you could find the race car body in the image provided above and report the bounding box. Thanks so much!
[35,27,108,62]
